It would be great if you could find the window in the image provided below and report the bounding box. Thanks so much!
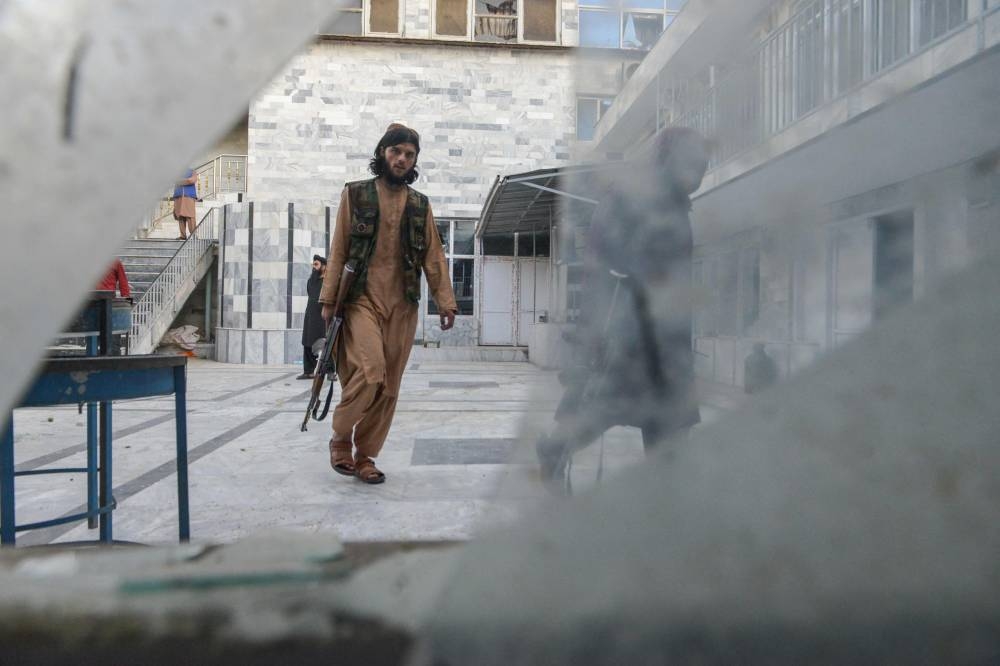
[324,0,363,35]
[517,231,551,258]
[918,0,965,46]
[322,0,400,36]
[579,0,686,50]
[576,96,614,141]
[428,219,477,316]
[874,0,911,70]
[434,0,559,43]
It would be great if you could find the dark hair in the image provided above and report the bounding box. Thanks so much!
[368,125,421,184]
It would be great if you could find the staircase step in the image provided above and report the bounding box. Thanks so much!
[124,239,185,248]
[120,247,181,258]
[119,256,174,268]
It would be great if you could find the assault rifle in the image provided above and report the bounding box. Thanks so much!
[301,262,356,432]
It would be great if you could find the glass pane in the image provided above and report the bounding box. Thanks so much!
[580,0,617,7]
[664,0,687,9]
[577,98,598,141]
[476,0,517,14]
[580,10,620,48]
[453,220,476,255]
[475,1,518,44]
[524,0,558,41]
[323,10,362,35]
[436,221,450,252]
[370,0,399,33]
[599,98,613,118]
[623,0,665,8]
[517,232,551,257]
[482,234,515,256]
[437,0,468,36]
[622,12,663,50]
[453,258,475,315]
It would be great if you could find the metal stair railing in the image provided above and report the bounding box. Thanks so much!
[147,154,247,224]
[129,208,221,354]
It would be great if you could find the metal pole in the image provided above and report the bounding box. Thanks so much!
[205,265,213,344]
[1,417,15,545]
[86,336,98,529]
[98,399,113,543]
[174,365,190,542]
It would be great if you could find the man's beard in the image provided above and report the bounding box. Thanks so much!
[384,167,413,186]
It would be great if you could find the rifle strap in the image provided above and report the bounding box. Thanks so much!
[313,376,337,421]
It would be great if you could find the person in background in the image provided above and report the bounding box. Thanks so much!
[536,127,710,492]
[299,254,328,380]
[173,168,198,240]
[97,258,131,299]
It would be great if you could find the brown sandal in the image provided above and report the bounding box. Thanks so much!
[329,439,355,476]
[354,457,385,485]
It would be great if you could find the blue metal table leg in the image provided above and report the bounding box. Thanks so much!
[1,416,15,546]
[86,403,98,529]
[98,401,113,544]
[174,366,190,542]
[86,337,98,529]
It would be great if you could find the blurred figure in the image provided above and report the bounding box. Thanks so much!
[298,254,328,380]
[173,168,198,240]
[537,127,710,491]
[96,258,131,299]
[744,342,779,394]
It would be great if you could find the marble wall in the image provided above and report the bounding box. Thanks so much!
[247,39,581,212]
[216,200,330,364]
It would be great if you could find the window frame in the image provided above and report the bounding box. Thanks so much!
[322,0,404,37]
[576,95,615,141]
[425,218,479,317]
[431,0,561,45]
[578,0,684,50]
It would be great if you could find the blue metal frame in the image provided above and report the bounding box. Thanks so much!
[1,354,190,546]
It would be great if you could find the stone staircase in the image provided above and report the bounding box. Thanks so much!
[122,208,222,354]
[119,239,184,301]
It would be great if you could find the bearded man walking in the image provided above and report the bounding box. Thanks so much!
[319,123,457,484]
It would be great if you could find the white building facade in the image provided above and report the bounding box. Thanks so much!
[215,0,687,362]
[590,0,1000,388]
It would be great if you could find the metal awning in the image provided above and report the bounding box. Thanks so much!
[476,163,619,237]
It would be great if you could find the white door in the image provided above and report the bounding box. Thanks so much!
[517,259,551,346]
[481,257,515,345]
[828,220,874,347]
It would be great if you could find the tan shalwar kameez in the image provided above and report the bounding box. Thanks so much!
[318,180,456,460]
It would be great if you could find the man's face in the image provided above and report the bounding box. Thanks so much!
[312,260,322,272]
[382,142,418,181]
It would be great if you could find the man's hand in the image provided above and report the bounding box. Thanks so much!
[440,310,456,331]
[322,303,335,325]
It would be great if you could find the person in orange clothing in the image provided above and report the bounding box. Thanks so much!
[96,258,131,298]
[319,123,457,485]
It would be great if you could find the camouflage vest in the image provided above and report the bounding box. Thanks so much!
[345,178,429,304]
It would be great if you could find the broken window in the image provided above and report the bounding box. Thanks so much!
[475,0,518,42]
[580,0,685,50]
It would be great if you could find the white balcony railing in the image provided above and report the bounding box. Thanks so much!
[665,0,993,169]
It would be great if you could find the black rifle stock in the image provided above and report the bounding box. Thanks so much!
[301,262,356,432]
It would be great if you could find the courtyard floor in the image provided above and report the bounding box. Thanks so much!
[9,358,741,547]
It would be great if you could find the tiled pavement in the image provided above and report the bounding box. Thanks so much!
[8,359,741,547]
